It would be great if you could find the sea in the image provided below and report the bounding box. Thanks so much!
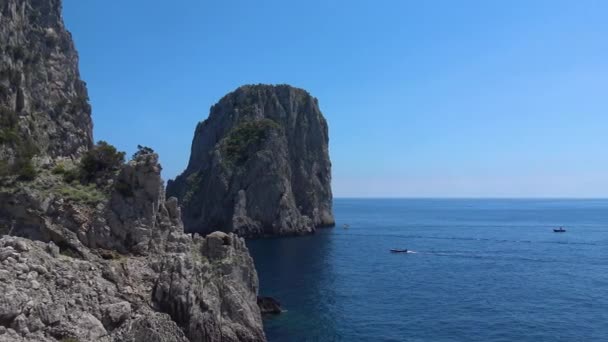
[246,199,608,342]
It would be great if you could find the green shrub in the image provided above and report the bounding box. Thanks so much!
[132,144,154,160]
[0,106,18,129]
[0,127,18,144]
[0,107,38,156]
[79,141,125,182]
[62,168,80,183]
[222,119,280,164]
[0,159,9,178]
[52,163,66,175]
[58,183,106,204]
[15,159,36,181]
[182,171,203,205]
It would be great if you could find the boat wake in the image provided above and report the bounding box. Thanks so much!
[333,232,600,246]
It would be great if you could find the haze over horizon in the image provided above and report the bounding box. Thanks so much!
[63,0,608,198]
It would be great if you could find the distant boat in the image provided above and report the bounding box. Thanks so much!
[343,224,350,229]
[553,227,566,233]
[390,249,408,253]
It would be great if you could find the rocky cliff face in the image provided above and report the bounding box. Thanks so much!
[0,152,266,342]
[167,84,335,237]
[0,0,93,165]
[0,1,266,341]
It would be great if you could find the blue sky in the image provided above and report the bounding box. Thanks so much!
[63,0,608,197]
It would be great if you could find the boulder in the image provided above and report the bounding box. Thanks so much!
[257,297,282,315]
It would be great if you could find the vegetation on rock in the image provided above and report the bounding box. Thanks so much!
[15,158,37,181]
[167,84,334,237]
[182,171,203,206]
[58,182,106,205]
[79,140,125,182]
[0,106,39,181]
[221,119,280,164]
[132,144,154,160]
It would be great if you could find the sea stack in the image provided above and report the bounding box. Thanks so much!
[167,84,335,237]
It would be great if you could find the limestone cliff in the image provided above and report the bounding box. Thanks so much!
[0,1,266,341]
[167,84,335,237]
[0,151,266,342]
[0,0,93,165]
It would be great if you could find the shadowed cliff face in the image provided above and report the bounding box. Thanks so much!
[167,84,335,237]
[0,0,93,164]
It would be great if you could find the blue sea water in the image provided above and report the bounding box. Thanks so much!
[246,199,608,342]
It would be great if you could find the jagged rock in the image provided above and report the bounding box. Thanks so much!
[101,301,132,329]
[104,151,183,255]
[0,151,266,342]
[167,84,335,237]
[111,312,189,342]
[0,228,265,341]
[257,297,282,315]
[74,313,107,340]
[0,0,93,163]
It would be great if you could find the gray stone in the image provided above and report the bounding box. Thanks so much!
[46,242,60,258]
[75,313,107,340]
[14,263,29,273]
[14,241,29,252]
[30,264,47,274]
[0,290,27,323]
[0,249,19,262]
[111,312,189,342]
[0,152,266,341]
[26,316,44,333]
[35,303,64,326]
[0,0,93,163]
[10,314,28,334]
[102,301,132,329]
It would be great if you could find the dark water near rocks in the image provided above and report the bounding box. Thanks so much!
[247,199,608,342]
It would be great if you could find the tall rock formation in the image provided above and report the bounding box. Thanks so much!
[167,84,335,237]
[0,0,93,165]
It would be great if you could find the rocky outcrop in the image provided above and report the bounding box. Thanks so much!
[257,297,282,315]
[167,84,334,237]
[0,152,266,342]
[0,0,93,165]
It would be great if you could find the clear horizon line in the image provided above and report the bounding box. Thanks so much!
[333,196,608,200]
